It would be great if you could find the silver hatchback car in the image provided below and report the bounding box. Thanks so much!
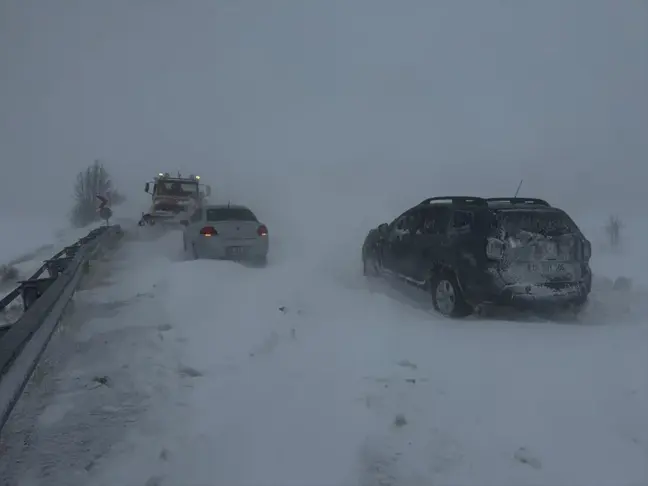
[181,204,269,265]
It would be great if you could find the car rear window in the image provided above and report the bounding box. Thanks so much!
[496,210,578,237]
[206,208,258,222]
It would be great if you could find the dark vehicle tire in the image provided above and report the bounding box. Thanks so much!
[362,252,380,277]
[430,272,473,318]
[565,296,588,316]
[252,255,267,267]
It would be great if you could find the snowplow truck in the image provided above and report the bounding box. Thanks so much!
[138,172,211,227]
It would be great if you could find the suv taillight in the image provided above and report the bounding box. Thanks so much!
[486,237,505,260]
[257,225,268,236]
[583,239,591,262]
[200,226,217,236]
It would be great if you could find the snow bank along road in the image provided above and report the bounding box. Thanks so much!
[0,225,647,486]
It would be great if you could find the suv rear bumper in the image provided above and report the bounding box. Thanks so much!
[471,267,591,309]
[497,282,588,309]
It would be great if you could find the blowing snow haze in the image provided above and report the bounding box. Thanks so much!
[0,1,646,221]
[2,3,648,486]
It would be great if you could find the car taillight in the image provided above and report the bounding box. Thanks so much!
[200,226,217,236]
[486,237,505,260]
[257,225,268,236]
[583,239,591,261]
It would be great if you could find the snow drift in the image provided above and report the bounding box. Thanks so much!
[0,216,646,486]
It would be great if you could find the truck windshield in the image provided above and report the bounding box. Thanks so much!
[156,182,199,197]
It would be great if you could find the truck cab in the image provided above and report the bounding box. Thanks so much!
[140,172,211,226]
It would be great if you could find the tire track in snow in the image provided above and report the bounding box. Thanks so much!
[350,295,648,486]
[84,255,380,486]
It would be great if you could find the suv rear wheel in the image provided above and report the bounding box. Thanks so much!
[431,272,472,318]
[362,253,380,277]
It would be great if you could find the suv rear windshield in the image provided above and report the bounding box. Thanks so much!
[206,208,258,222]
[495,210,578,237]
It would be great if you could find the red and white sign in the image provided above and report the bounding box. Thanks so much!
[96,194,109,210]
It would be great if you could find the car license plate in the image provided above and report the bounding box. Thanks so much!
[227,246,245,257]
[544,262,566,273]
[529,262,566,273]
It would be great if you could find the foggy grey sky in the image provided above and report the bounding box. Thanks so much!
[1,0,646,223]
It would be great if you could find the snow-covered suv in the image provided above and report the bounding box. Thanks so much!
[362,197,592,318]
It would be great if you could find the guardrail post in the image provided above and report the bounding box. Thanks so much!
[44,257,73,279]
[19,278,57,312]
[64,243,82,258]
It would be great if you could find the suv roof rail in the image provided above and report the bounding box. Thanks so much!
[419,196,489,207]
[486,197,551,207]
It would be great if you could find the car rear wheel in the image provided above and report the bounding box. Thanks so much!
[251,255,267,267]
[362,253,380,277]
[431,273,472,318]
[564,296,588,317]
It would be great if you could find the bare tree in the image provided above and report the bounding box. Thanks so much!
[70,160,124,227]
[605,214,623,249]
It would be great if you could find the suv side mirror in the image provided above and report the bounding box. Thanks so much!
[180,220,189,226]
[144,182,150,193]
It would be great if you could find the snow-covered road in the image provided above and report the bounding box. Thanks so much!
[1,226,647,486]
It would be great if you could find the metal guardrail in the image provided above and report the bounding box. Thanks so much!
[0,224,124,433]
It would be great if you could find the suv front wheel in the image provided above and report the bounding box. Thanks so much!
[430,272,473,318]
[362,248,381,277]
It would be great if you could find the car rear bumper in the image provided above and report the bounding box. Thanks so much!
[469,267,591,309]
[195,236,268,260]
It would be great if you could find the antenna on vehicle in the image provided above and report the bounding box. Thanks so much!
[513,179,524,197]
